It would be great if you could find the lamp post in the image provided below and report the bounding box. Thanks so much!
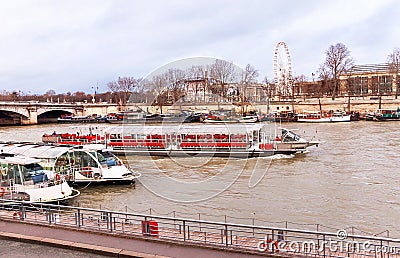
[91,84,99,104]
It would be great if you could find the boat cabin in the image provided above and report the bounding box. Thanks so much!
[0,143,138,184]
[0,155,77,202]
[105,124,273,150]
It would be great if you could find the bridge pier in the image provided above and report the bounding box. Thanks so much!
[22,108,38,125]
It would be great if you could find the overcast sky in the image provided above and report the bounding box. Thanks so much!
[0,0,399,94]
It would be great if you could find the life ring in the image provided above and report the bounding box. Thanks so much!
[0,187,6,197]
[13,212,22,220]
[82,167,93,177]
[55,173,61,181]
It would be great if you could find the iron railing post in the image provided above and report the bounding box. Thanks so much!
[272,229,275,252]
[225,224,229,248]
[77,208,81,228]
[183,220,186,241]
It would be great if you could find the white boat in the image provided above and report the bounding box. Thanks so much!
[203,115,238,123]
[237,115,259,123]
[0,155,79,203]
[0,143,141,185]
[297,111,351,123]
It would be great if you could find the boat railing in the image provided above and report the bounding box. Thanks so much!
[0,199,399,257]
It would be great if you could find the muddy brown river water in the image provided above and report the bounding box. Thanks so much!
[0,121,399,237]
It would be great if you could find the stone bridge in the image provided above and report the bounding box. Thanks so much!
[0,102,123,125]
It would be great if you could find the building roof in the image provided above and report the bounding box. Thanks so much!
[349,63,392,74]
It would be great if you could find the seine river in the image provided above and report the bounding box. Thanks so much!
[0,121,399,237]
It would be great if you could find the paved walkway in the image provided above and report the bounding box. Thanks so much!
[0,238,108,258]
[0,219,275,258]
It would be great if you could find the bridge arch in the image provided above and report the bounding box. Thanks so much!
[0,110,30,125]
[37,109,75,124]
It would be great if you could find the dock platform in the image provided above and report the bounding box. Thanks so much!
[0,200,399,257]
[0,218,270,258]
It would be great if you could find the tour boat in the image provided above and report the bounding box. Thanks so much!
[0,143,140,185]
[0,155,79,203]
[104,124,318,158]
[297,111,351,123]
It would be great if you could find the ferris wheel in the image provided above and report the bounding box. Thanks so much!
[273,42,293,96]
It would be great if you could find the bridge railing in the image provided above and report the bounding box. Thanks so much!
[0,200,399,257]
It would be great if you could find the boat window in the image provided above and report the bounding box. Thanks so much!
[0,164,10,186]
[99,151,118,167]
[7,164,22,185]
[23,163,44,172]
[282,130,300,142]
[74,151,99,168]
[55,152,70,172]
[21,164,48,184]
[96,151,108,167]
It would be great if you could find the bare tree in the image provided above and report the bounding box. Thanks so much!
[209,59,236,101]
[293,74,307,96]
[387,48,400,99]
[107,76,140,106]
[165,68,186,104]
[237,64,259,113]
[188,65,207,102]
[149,74,168,114]
[321,43,354,99]
[317,64,332,97]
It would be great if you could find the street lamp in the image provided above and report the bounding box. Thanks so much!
[91,84,99,103]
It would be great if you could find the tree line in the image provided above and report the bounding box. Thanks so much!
[2,45,399,105]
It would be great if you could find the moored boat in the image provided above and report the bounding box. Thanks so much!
[203,114,238,123]
[58,114,104,123]
[259,111,298,122]
[104,124,318,158]
[105,109,161,124]
[297,111,351,123]
[0,155,79,203]
[0,143,140,185]
[347,111,361,121]
[365,108,400,121]
[237,115,258,123]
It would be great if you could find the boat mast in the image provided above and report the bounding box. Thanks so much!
[347,96,351,112]
[318,98,322,115]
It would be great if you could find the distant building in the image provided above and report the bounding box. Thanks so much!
[340,63,398,95]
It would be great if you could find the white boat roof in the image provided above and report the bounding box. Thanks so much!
[0,155,42,165]
[0,142,73,159]
[301,110,321,114]
[104,124,266,135]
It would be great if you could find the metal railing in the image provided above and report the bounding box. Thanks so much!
[0,200,399,257]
